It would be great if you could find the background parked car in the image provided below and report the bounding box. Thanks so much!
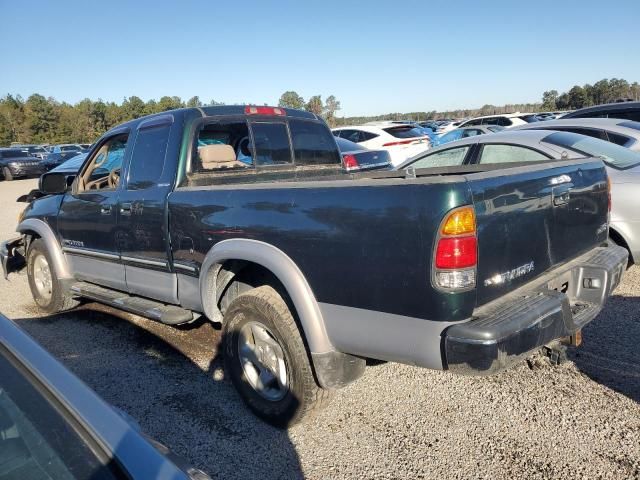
[42,151,84,171]
[14,144,49,159]
[0,312,211,480]
[561,100,640,122]
[433,125,504,146]
[50,144,86,154]
[397,130,640,265]
[335,137,392,172]
[457,112,540,128]
[332,124,430,166]
[50,152,88,174]
[513,118,640,151]
[0,148,45,181]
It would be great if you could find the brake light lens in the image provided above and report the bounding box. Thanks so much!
[244,106,286,116]
[343,154,359,171]
[434,205,477,290]
[607,175,611,213]
[435,236,477,269]
[382,137,429,147]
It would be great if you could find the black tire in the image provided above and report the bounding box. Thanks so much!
[3,167,14,181]
[222,285,332,427]
[27,238,78,313]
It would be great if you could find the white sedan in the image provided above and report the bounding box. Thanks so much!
[332,124,431,166]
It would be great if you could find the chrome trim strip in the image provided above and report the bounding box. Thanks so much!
[120,255,167,268]
[173,263,197,273]
[62,247,119,261]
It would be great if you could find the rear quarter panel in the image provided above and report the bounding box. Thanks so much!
[169,178,476,321]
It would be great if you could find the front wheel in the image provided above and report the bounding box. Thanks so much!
[222,285,332,427]
[27,238,78,313]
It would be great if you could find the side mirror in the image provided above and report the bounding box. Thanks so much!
[39,172,68,195]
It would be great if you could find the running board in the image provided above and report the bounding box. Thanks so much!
[69,282,194,325]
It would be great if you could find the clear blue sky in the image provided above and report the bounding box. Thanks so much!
[1,0,638,116]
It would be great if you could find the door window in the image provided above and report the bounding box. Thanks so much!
[128,125,171,189]
[77,134,128,192]
[409,146,470,168]
[479,144,549,164]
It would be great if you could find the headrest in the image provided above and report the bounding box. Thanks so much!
[198,143,250,170]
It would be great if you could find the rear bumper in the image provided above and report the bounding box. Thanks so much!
[0,237,26,279]
[444,245,628,375]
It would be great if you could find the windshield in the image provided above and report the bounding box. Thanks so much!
[28,146,47,153]
[543,131,640,170]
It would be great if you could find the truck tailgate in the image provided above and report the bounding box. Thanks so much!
[467,159,609,307]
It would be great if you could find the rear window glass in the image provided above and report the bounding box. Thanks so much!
[543,131,640,170]
[519,115,539,123]
[335,137,361,152]
[251,122,292,166]
[606,132,631,147]
[60,145,80,152]
[128,124,171,189]
[607,111,640,122]
[289,119,341,166]
[383,127,426,139]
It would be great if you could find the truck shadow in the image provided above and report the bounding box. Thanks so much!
[14,305,304,479]
[568,294,640,404]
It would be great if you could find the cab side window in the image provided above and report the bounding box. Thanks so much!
[410,146,470,168]
[128,124,171,190]
[77,134,128,192]
[479,144,549,164]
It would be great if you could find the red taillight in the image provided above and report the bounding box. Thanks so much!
[382,138,428,147]
[244,106,286,116]
[343,154,359,170]
[435,236,477,269]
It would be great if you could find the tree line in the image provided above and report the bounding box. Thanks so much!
[541,78,640,111]
[0,92,342,146]
[1,78,637,146]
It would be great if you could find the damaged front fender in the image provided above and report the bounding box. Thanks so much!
[1,237,26,279]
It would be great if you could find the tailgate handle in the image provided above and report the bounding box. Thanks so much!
[552,185,572,206]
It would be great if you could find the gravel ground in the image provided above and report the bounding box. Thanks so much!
[1,178,639,479]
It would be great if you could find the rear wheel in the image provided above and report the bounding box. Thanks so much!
[27,238,78,313]
[222,285,332,427]
[3,167,14,181]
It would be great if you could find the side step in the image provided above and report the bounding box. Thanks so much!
[69,282,194,325]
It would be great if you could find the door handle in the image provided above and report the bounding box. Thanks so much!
[120,203,132,216]
[100,205,112,215]
[552,185,572,206]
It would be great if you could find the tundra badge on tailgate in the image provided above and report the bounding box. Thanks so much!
[484,261,535,286]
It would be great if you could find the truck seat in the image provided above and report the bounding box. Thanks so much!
[198,144,247,169]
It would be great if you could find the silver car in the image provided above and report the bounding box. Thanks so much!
[513,118,640,151]
[397,130,640,265]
